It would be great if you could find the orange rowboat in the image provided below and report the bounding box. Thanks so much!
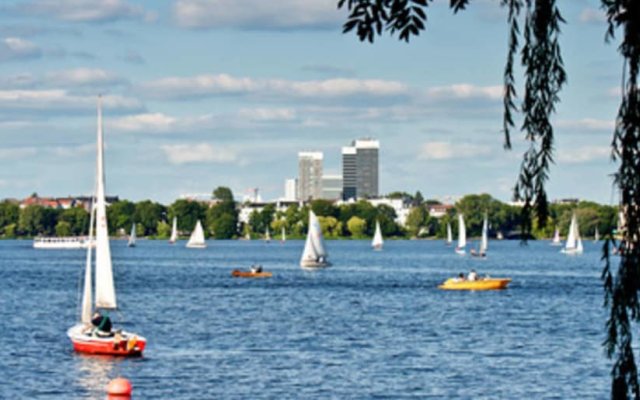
[231,269,273,278]
[438,278,511,291]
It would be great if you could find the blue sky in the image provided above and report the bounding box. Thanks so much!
[0,0,623,204]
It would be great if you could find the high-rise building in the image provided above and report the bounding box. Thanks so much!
[321,175,343,200]
[298,152,323,201]
[342,139,379,200]
[284,178,297,201]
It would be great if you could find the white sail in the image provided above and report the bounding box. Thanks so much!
[186,220,206,248]
[80,192,96,324]
[552,228,561,245]
[265,227,271,242]
[372,220,384,249]
[456,214,466,253]
[594,226,600,242]
[169,217,178,243]
[94,97,117,310]
[562,213,583,254]
[480,215,488,254]
[300,211,329,268]
[281,226,286,242]
[128,224,136,247]
[446,222,452,245]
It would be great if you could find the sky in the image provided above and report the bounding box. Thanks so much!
[0,0,625,205]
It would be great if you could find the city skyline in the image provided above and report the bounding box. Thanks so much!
[0,0,621,205]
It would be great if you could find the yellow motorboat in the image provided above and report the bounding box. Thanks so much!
[438,277,511,291]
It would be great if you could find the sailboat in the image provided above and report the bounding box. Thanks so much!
[551,227,562,246]
[127,224,136,247]
[594,226,600,242]
[186,220,206,248]
[372,220,384,250]
[300,210,330,269]
[169,217,178,244]
[561,213,583,255]
[446,222,452,246]
[281,226,286,243]
[455,214,466,255]
[265,227,271,243]
[471,214,488,257]
[67,97,146,356]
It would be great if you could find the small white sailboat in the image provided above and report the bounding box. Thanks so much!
[265,227,271,243]
[300,210,330,269]
[446,222,452,246]
[455,214,466,255]
[186,220,206,248]
[372,220,384,250]
[551,227,562,246]
[471,214,488,257]
[594,226,600,242]
[169,217,178,244]
[281,226,286,243]
[561,213,583,255]
[67,97,145,356]
[127,224,136,247]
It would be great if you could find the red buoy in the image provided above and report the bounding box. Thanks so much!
[107,377,132,396]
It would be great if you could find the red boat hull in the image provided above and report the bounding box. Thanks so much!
[68,325,146,357]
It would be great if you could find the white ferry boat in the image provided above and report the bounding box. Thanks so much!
[33,236,95,249]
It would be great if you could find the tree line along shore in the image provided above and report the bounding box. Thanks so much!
[0,188,619,241]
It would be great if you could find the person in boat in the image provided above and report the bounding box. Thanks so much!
[91,311,113,336]
[468,269,478,281]
[453,272,466,282]
[250,264,263,273]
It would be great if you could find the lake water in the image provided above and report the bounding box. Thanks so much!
[0,239,610,398]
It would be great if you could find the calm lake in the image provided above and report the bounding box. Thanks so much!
[0,239,610,398]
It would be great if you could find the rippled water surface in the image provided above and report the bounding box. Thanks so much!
[0,239,610,398]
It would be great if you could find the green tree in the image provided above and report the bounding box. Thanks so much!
[405,206,427,238]
[206,186,238,239]
[60,207,90,236]
[318,216,341,238]
[55,220,72,237]
[134,200,166,236]
[213,213,237,239]
[156,220,171,239]
[213,186,234,202]
[19,205,46,236]
[170,199,206,233]
[347,216,366,238]
[107,200,135,234]
[0,201,19,233]
[4,223,16,238]
[310,199,339,218]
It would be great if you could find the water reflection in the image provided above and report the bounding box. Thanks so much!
[73,354,124,398]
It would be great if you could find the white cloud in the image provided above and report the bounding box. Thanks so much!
[173,0,343,30]
[0,37,42,62]
[0,90,143,113]
[45,68,127,87]
[19,0,153,23]
[237,108,296,122]
[557,145,610,163]
[161,143,237,165]
[557,118,614,132]
[138,73,408,101]
[110,113,178,133]
[418,141,492,160]
[0,147,38,160]
[426,84,502,101]
[49,143,94,157]
[579,7,606,24]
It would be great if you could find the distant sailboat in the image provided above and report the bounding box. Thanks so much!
[594,226,600,242]
[551,227,562,246]
[169,217,178,244]
[281,226,286,243]
[186,220,206,249]
[561,213,583,255]
[67,97,146,356]
[127,224,136,247]
[265,227,271,243]
[300,211,330,269]
[471,214,488,257]
[455,214,466,255]
[446,222,452,246]
[372,220,384,250]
